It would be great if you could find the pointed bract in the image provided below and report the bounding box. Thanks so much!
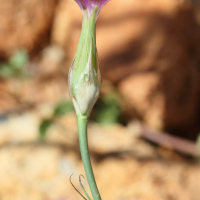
[68,4,102,117]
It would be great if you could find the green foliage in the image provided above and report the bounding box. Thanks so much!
[39,119,54,140]
[9,49,29,70]
[93,92,122,125]
[0,63,16,78]
[39,100,74,140]
[54,101,74,117]
[38,93,123,139]
[0,49,29,78]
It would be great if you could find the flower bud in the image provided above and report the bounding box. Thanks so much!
[68,6,102,117]
[68,42,101,117]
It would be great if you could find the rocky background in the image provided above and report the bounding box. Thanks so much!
[0,0,200,200]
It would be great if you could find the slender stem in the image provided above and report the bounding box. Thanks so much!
[77,115,101,200]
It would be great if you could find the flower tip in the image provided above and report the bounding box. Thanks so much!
[74,0,110,16]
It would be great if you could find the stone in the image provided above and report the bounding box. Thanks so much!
[117,6,200,140]
[0,0,57,59]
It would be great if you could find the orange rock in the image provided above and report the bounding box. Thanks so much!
[51,0,200,139]
[0,0,57,59]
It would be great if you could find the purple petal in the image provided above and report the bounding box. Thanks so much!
[74,0,85,10]
[74,0,110,15]
[97,0,110,13]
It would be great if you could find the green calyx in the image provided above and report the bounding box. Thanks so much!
[72,6,98,88]
[68,6,101,117]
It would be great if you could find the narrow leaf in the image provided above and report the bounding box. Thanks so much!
[54,101,74,117]
[39,119,53,140]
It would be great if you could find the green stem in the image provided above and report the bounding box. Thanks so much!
[77,115,102,200]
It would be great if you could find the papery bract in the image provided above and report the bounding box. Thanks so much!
[68,4,102,117]
[68,0,110,117]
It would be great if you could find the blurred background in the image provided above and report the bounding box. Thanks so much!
[0,0,200,199]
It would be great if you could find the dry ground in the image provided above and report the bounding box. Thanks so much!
[0,107,199,200]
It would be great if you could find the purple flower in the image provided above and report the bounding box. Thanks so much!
[74,0,110,15]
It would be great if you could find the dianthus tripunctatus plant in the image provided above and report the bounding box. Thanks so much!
[68,0,110,200]
[69,0,110,117]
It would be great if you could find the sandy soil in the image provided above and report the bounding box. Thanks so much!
[0,107,199,200]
